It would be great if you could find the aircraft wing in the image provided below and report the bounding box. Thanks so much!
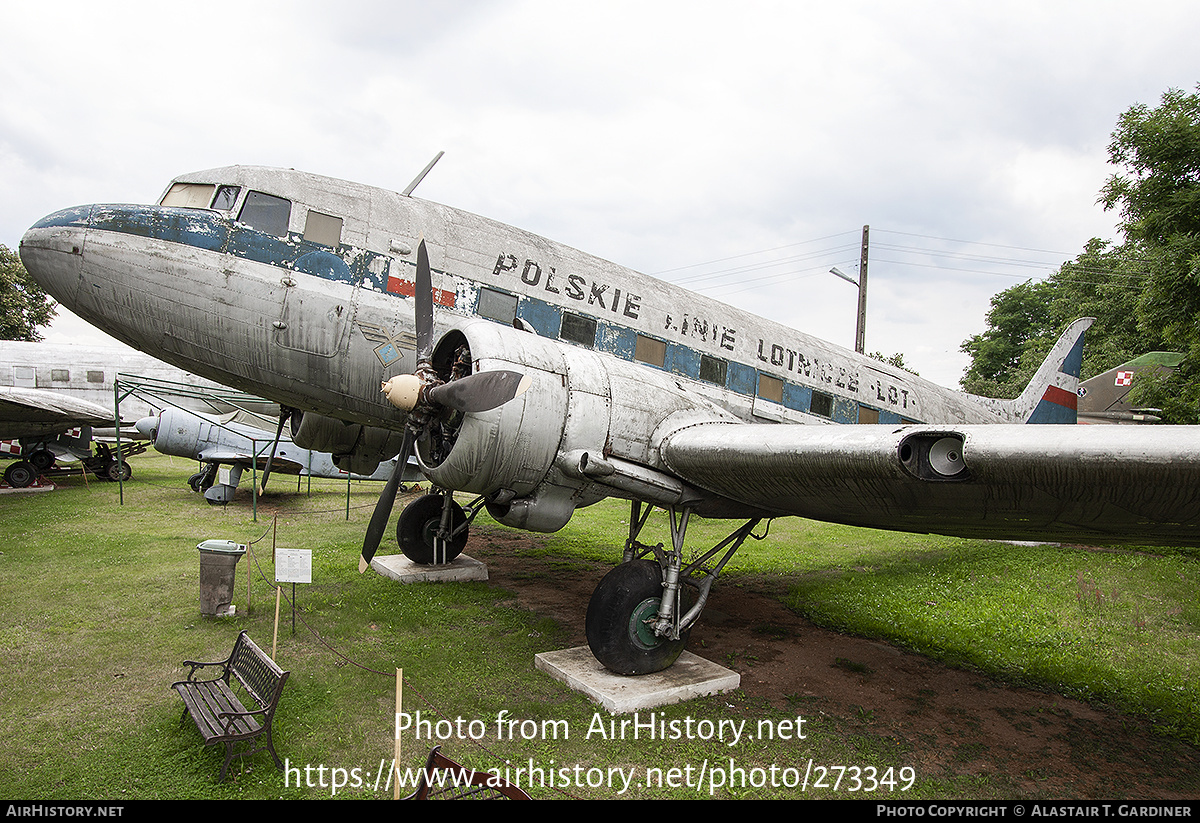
[657,422,1200,548]
[195,448,306,474]
[0,386,116,439]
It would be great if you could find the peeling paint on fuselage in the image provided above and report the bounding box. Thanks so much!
[24,165,1016,436]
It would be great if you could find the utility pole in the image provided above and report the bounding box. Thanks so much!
[828,224,870,354]
[855,224,869,354]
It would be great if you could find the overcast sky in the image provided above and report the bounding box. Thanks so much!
[2,0,1197,387]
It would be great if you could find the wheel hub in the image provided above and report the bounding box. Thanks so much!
[628,597,665,650]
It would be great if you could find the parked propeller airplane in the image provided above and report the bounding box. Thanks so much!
[19,164,1200,675]
[0,385,122,487]
[135,406,420,504]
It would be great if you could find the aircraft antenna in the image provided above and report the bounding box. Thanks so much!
[402,151,445,196]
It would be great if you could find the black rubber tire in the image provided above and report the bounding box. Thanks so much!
[106,460,132,482]
[397,494,467,565]
[4,461,37,489]
[585,560,689,675]
[28,450,54,472]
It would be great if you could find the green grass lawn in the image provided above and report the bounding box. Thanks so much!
[0,453,1197,799]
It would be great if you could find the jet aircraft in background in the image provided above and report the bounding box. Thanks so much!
[20,164,1200,675]
[136,406,420,504]
[1076,352,1182,425]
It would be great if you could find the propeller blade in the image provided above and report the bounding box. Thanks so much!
[259,409,290,493]
[427,370,531,413]
[359,429,414,573]
[415,238,433,362]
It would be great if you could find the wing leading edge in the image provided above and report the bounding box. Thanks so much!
[658,422,1200,547]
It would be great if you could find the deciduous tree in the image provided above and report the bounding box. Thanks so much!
[0,244,56,342]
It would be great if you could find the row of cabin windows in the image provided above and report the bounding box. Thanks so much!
[159,189,900,425]
[13,367,103,385]
[161,183,344,248]
[475,285,862,420]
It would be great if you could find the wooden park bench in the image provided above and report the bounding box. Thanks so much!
[405,746,532,800]
[171,631,290,782]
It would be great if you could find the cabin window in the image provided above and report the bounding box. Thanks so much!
[87,370,105,384]
[857,405,879,424]
[238,191,292,237]
[303,210,343,247]
[478,288,518,324]
[699,355,727,386]
[161,183,215,209]
[560,312,597,347]
[634,335,666,368]
[810,391,833,418]
[51,369,69,382]
[211,185,241,211]
[757,374,783,403]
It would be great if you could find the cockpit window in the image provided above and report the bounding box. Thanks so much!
[211,185,241,211]
[238,191,292,237]
[161,183,215,208]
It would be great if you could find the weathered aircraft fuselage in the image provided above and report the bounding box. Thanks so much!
[19,165,1025,444]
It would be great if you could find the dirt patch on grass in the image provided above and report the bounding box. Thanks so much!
[473,528,1200,799]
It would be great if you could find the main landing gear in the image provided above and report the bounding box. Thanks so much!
[395,491,485,566]
[585,501,764,676]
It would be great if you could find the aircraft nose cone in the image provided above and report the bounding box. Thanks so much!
[134,416,158,440]
[19,205,93,304]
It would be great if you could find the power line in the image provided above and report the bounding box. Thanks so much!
[656,227,1151,299]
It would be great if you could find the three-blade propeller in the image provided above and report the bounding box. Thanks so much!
[359,239,530,572]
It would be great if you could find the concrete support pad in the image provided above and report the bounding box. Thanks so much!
[0,482,56,494]
[370,553,489,583]
[535,646,740,714]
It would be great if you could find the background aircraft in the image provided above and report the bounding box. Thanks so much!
[19,165,1200,675]
[136,407,420,505]
[1076,352,1182,425]
[0,340,279,421]
[0,340,279,488]
[0,385,124,487]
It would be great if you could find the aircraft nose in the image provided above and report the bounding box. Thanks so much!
[19,205,93,304]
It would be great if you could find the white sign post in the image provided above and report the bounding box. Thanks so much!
[273,548,312,657]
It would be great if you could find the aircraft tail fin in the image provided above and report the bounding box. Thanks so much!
[1005,317,1093,424]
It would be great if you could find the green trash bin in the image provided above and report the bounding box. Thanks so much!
[197,540,246,616]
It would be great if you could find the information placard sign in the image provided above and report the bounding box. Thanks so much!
[275,548,312,584]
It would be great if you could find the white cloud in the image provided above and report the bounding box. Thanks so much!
[2,0,1197,386]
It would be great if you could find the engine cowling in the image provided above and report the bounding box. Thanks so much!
[414,319,738,532]
[289,411,407,475]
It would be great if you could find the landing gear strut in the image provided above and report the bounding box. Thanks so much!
[585,501,764,676]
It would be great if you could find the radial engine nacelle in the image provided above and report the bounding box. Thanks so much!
[413,319,743,533]
[289,411,408,476]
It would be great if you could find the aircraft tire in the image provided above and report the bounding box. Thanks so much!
[585,560,689,676]
[28,450,54,472]
[106,460,132,482]
[4,461,37,489]
[397,493,467,565]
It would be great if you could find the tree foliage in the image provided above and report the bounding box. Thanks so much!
[0,244,56,342]
[961,86,1200,421]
